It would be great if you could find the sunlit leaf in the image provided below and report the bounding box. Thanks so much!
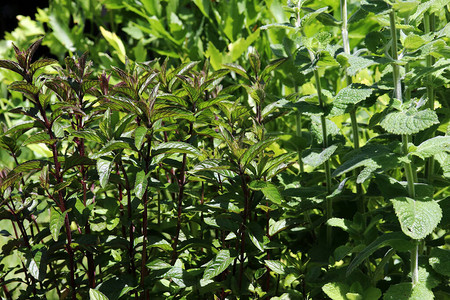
[264,260,285,275]
[203,250,234,280]
[412,136,450,159]
[302,145,338,169]
[384,283,433,300]
[50,207,68,242]
[153,142,201,156]
[391,197,442,240]
[134,170,148,200]
[89,289,109,300]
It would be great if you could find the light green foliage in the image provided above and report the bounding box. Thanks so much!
[202,250,234,280]
[380,109,439,135]
[383,283,434,300]
[330,84,373,117]
[391,197,442,239]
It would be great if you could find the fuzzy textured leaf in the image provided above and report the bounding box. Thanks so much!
[333,144,401,183]
[413,136,450,159]
[383,282,434,300]
[380,109,439,135]
[336,53,378,76]
[391,197,442,240]
[330,84,372,116]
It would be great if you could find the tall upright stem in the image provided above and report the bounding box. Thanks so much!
[340,0,365,224]
[296,0,332,245]
[424,12,436,183]
[295,113,304,174]
[308,49,333,245]
[389,9,418,286]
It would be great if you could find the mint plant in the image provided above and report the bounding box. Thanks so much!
[0,1,449,299]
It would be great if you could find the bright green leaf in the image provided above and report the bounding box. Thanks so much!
[100,26,126,63]
[203,250,234,280]
[383,282,434,300]
[413,136,450,159]
[322,282,349,300]
[380,109,439,135]
[153,142,201,156]
[89,288,109,300]
[391,197,442,240]
[264,260,285,275]
[134,170,148,200]
[50,207,68,242]
[302,144,338,168]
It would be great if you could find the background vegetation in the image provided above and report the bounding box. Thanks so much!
[0,0,449,299]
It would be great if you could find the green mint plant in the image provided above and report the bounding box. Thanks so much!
[0,1,449,299]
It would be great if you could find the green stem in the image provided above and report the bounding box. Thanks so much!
[424,12,436,183]
[390,8,419,286]
[389,10,402,102]
[295,112,304,174]
[411,241,419,285]
[341,0,365,225]
[402,135,416,198]
[308,49,333,245]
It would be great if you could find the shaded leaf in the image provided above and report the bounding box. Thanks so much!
[347,232,408,276]
[333,144,402,183]
[0,60,24,75]
[8,81,39,95]
[429,248,450,277]
[64,153,96,172]
[90,140,131,159]
[240,137,279,168]
[22,132,57,146]
[30,58,58,75]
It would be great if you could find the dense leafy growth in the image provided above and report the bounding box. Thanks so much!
[0,0,449,299]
